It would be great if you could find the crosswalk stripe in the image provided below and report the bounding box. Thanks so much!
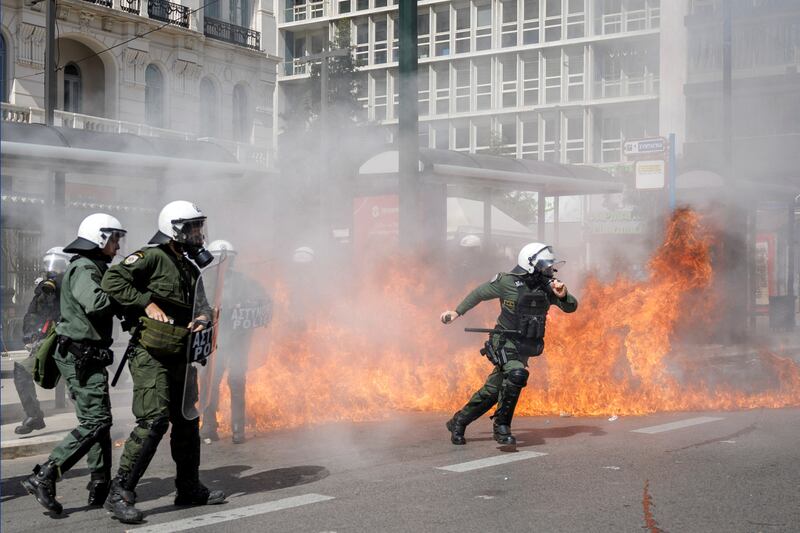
[127,493,335,533]
[437,451,548,472]
[632,416,724,434]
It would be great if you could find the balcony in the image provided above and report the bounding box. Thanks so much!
[147,0,189,28]
[204,17,260,50]
[280,58,318,77]
[120,0,140,14]
[593,74,659,100]
[284,0,327,23]
[1,103,272,168]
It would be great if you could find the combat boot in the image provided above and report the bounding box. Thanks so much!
[104,476,144,524]
[174,481,226,506]
[492,423,516,445]
[15,416,46,435]
[87,472,110,507]
[445,411,469,445]
[21,460,62,514]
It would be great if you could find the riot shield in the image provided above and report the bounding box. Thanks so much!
[182,256,229,420]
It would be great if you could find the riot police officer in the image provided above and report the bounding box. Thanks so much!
[22,214,127,515]
[440,242,578,446]
[14,247,70,434]
[200,240,272,444]
[101,200,225,524]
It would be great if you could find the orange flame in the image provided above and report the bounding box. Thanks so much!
[213,208,800,433]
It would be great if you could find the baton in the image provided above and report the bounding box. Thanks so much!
[111,344,133,387]
[464,328,520,335]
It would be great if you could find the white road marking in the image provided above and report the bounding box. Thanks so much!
[632,416,724,434]
[128,493,335,533]
[437,451,548,473]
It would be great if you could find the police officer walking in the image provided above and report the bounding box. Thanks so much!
[14,247,71,434]
[101,201,225,524]
[440,242,578,446]
[200,240,271,444]
[22,214,127,515]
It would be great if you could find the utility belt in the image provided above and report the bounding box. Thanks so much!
[57,336,114,383]
[480,331,545,364]
[480,339,510,367]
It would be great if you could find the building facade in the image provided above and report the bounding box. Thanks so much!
[277,0,661,165]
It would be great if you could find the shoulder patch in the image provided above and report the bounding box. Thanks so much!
[124,252,144,265]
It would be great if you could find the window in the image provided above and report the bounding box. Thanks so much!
[599,49,622,98]
[145,64,163,126]
[339,0,351,14]
[230,0,252,28]
[357,0,368,10]
[64,63,82,114]
[455,6,470,53]
[206,0,220,19]
[625,0,646,32]
[454,122,470,151]
[233,83,250,141]
[523,0,540,44]
[434,123,449,149]
[522,52,539,105]
[566,49,584,101]
[0,34,5,102]
[543,113,558,162]
[199,78,218,137]
[355,20,369,63]
[501,0,518,48]
[418,68,430,116]
[500,119,517,156]
[434,64,449,115]
[601,116,621,162]
[475,3,492,51]
[454,61,470,113]
[418,11,430,58]
[597,0,622,35]
[419,123,430,148]
[373,71,388,120]
[566,0,584,39]
[544,0,561,42]
[375,0,387,7]
[476,59,492,110]
[521,117,539,159]
[475,121,492,153]
[501,56,517,108]
[565,112,583,163]
[434,5,450,56]
[544,49,561,104]
[390,14,399,61]
[374,17,388,64]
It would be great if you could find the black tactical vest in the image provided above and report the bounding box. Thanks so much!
[499,281,551,357]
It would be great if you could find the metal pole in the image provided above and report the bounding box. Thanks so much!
[483,188,492,251]
[398,0,419,250]
[45,0,57,126]
[668,133,676,210]
[553,196,560,245]
[722,1,732,177]
[788,197,798,330]
[537,192,546,241]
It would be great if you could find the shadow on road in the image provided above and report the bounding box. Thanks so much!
[470,425,607,449]
[1,467,92,504]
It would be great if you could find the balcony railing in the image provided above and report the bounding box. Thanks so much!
[147,0,189,28]
[82,0,112,7]
[594,75,659,100]
[284,0,326,23]
[120,0,140,14]
[1,103,272,168]
[204,17,260,50]
[280,58,317,76]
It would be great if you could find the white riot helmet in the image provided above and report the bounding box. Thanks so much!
[64,213,127,253]
[42,246,70,275]
[292,246,314,264]
[150,200,207,246]
[459,234,482,248]
[517,242,563,277]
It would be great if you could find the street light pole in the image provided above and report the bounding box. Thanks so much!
[398,0,419,251]
[45,0,56,126]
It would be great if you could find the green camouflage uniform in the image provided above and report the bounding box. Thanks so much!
[455,271,578,421]
[101,244,205,492]
[48,256,115,478]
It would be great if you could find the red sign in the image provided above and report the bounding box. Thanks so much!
[353,195,399,261]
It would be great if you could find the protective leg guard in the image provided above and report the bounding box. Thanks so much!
[21,460,62,515]
[14,363,45,434]
[446,395,497,445]
[87,471,110,507]
[174,481,226,506]
[122,416,169,491]
[230,376,246,444]
[492,368,530,445]
[104,476,143,524]
[59,423,112,475]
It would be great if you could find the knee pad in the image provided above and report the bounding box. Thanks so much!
[506,368,529,389]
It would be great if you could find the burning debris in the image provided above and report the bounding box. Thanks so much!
[213,208,800,434]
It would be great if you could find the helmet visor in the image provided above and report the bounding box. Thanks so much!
[176,218,207,247]
[536,259,565,278]
[102,228,128,257]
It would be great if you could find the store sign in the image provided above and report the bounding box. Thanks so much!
[624,137,666,156]
[585,210,646,235]
[635,160,666,189]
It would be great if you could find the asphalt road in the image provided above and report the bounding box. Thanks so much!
[2,408,799,533]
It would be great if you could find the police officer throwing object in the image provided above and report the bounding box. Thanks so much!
[14,247,71,435]
[200,240,272,444]
[22,214,127,515]
[101,201,225,524]
[440,243,578,446]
